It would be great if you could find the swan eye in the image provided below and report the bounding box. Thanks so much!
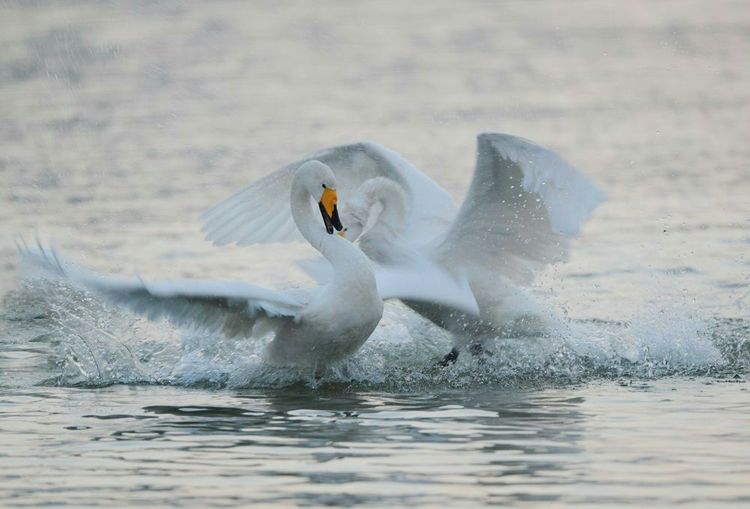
[322,184,327,189]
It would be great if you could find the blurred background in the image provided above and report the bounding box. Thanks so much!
[1,0,749,320]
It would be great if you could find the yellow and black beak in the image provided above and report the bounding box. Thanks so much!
[319,187,344,235]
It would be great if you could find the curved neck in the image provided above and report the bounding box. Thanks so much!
[290,180,373,279]
[290,180,327,252]
[361,180,407,240]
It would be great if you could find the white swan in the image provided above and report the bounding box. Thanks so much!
[201,139,479,317]
[336,133,606,364]
[202,133,605,364]
[19,161,386,371]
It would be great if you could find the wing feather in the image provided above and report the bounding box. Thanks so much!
[201,142,457,246]
[202,168,297,245]
[436,133,606,285]
[19,244,303,338]
[296,243,479,316]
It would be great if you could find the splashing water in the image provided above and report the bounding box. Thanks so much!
[1,277,740,391]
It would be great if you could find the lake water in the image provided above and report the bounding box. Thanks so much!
[1,1,749,507]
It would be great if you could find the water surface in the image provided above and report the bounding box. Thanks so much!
[1,1,749,507]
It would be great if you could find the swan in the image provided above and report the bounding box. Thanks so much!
[20,161,387,371]
[200,139,478,315]
[329,133,605,364]
[201,133,605,364]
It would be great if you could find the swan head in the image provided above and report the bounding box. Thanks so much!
[296,161,344,235]
[339,177,407,241]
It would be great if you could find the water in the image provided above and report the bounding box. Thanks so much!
[2,383,748,507]
[1,0,749,507]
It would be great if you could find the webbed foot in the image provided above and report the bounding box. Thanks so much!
[438,347,460,367]
[468,342,487,357]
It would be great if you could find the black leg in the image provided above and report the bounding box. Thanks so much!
[468,342,486,357]
[438,347,460,367]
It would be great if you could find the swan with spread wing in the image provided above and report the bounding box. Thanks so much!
[21,162,388,371]
[343,134,606,364]
[202,133,605,364]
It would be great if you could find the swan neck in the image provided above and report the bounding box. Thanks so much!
[364,181,407,239]
[290,181,325,252]
[290,181,371,277]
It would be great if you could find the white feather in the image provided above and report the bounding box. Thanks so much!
[332,133,606,353]
[16,161,390,369]
[20,243,303,339]
[201,141,457,247]
[297,246,480,316]
[435,133,606,285]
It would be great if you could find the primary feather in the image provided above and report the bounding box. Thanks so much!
[434,133,606,285]
[20,243,303,339]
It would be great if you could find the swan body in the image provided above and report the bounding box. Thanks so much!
[20,161,383,370]
[201,133,605,362]
[342,133,606,360]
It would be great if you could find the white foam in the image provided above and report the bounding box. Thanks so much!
[3,279,735,390]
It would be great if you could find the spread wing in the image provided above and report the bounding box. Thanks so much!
[435,133,606,285]
[19,243,304,338]
[200,141,457,247]
[374,262,479,315]
[296,242,479,316]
